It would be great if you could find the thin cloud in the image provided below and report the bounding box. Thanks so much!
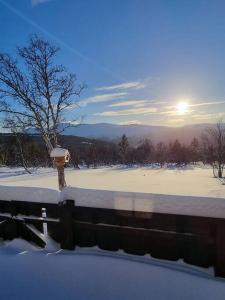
[163,118,187,127]
[95,107,158,116]
[109,100,168,108]
[96,77,160,92]
[96,81,146,92]
[191,112,225,121]
[109,100,148,108]
[159,109,195,116]
[31,0,53,6]
[166,100,225,110]
[189,101,225,107]
[78,92,127,107]
[118,120,142,125]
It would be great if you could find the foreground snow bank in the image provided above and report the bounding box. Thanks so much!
[0,239,224,300]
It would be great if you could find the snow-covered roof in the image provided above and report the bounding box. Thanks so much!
[50,147,69,158]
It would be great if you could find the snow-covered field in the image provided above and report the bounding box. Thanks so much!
[0,165,224,198]
[1,166,225,218]
[0,238,225,300]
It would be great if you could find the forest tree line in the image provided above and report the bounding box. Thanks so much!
[0,130,223,176]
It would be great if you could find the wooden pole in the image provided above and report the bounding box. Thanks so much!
[55,158,67,191]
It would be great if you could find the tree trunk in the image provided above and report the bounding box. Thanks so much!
[218,165,223,178]
[16,134,31,174]
[42,134,54,154]
[213,164,217,178]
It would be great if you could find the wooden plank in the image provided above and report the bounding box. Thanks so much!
[59,200,75,250]
[214,219,225,277]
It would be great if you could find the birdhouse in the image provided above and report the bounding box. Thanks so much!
[50,147,70,166]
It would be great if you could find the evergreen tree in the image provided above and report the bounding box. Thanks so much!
[155,142,167,167]
[189,138,201,163]
[118,134,129,164]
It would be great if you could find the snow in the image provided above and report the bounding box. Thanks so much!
[0,185,59,203]
[62,186,225,218]
[0,167,54,179]
[1,166,225,217]
[50,147,69,158]
[0,165,224,198]
[0,238,224,300]
[0,167,225,298]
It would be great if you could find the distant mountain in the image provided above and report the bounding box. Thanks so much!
[0,132,113,149]
[57,122,212,144]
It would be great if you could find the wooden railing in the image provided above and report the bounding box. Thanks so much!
[0,199,225,277]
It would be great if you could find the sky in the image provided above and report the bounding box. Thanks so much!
[1,0,225,126]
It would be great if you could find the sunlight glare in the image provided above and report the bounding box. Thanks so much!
[176,101,189,115]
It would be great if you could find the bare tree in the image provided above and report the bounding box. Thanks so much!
[0,35,84,154]
[202,119,225,178]
[4,119,32,174]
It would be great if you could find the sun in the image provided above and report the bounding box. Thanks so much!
[176,101,189,115]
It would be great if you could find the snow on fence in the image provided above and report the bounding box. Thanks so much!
[63,187,225,219]
[0,186,59,203]
[1,185,225,219]
[1,185,225,277]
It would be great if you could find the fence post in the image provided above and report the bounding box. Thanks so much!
[59,199,75,250]
[214,219,225,277]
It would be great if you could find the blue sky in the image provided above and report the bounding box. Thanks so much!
[1,0,225,126]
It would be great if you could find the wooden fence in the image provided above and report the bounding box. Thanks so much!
[0,199,225,278]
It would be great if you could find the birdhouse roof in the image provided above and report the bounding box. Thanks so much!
[50,147,69,158]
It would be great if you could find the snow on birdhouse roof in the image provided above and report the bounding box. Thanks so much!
[50,147,69,158]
